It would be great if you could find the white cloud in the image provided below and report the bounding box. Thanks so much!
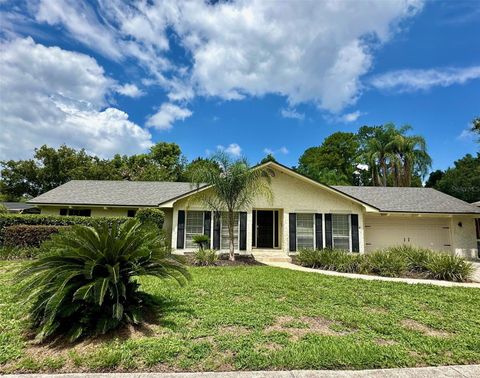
[217,143,242,157]
[370,66,480,92]
[264,147,289,155]
[146,103,193,130]
[280,108,305,121]
[27,0,424,113]
[0,37,152,160]
[115,83,145,98]
[457,128,476,141]
[340,110,363,123]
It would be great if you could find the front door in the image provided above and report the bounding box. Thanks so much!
[254,210,280,248]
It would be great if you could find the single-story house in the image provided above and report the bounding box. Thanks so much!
[29,161,480,260]
[1,202,40,214]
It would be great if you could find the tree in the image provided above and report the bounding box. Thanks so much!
[16,220,189,341]
[260,154,277,164]
[297,132,359,185]
[360,124,431,187]
[425,169,444,188]
[182,158,220,182]
[434,153,480,203]
[189,153,272,261]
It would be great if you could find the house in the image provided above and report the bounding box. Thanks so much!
[1,202,40,214]
[29,161,480,260]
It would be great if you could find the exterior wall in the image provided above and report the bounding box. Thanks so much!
[171,166,365,255]
[161,208,173,246]
[39,206,134,217]
[450,216,479,260]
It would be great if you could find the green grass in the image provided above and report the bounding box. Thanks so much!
[1,260,480,373]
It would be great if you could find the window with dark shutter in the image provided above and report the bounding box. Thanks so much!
[213,212,221,250]
[204,211,212,247]
[127,209,136,217]
[59,209,68,216]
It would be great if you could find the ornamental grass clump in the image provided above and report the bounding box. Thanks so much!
[425,253,474,282]
[16,219,189,342]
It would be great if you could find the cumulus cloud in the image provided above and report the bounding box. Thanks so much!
[0,37,152,160]
[340,110,363,123]
[146,103,193,130]
[217,143,242,157]
[115,83,145,98]
[26,0,424,113]
[280,108,305,121]
[370,66,480,92]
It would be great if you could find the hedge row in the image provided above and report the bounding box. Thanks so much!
[0,214,127,246]
[3,225,63,248]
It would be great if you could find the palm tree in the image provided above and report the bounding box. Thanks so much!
[190,153,272,261]
[16,219,189,341]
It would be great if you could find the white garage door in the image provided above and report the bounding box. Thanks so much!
[364,216,451,252]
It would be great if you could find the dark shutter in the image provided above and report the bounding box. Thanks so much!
[239,212,247,250]
[59,208,67,216]
[289,213,296,252]
[213,212,221,250]
[252,210,257,247]
[325,213,333,248]
[176,210,185,249]
[351,214,359,253]
[315,213,323,250]
[204,211,212,248]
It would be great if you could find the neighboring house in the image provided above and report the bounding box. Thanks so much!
[1,202,40,214]
[29,161,480,260]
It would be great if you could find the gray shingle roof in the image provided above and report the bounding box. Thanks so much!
[29,180,202,207]
[1,202,37,211]
[332,186,480,214]
[472,201,480,207]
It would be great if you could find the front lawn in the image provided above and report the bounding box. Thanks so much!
[1,260,479,373]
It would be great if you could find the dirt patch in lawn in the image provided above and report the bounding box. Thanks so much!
[401,319,451,337]
[265,316,353,340]
[374,338,398,346]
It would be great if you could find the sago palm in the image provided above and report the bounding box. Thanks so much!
[16,219,189,342]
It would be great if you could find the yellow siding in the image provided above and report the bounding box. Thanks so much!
[172,166,365,255]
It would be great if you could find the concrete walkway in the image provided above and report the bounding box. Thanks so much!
[3,365,480,377]
[264,261,480,289]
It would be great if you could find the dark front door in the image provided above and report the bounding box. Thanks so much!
[256,210,274,248]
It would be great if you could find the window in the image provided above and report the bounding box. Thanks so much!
[59,208,91,217]
[127,209,136,217]
[221,212,239,250]
[332,214,350,250]
[185,211,204,249]
[296,213,315,249]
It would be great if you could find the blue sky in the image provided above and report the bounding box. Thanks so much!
[0,0,478,172]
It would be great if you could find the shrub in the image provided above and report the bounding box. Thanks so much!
[296,248,322,268]
[16,219,190,342]
[297,248,361,273]
[0,214,127,246]
[0,204,8,214]
[392,245,432,273]
[3,225,63,248]
[134,208,164,229]
[192,234,210,250]
[194,249,218,266]
[362,250,407,277]
[425,254,474,282]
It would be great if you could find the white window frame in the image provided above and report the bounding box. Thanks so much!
[184,211,204,249]
[296,213,315,250]
[220,212,240,251]
[332,214,351,251]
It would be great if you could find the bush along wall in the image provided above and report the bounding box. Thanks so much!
[0,214,127,246]
[3,225,63,248]
[135,208,165,229]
